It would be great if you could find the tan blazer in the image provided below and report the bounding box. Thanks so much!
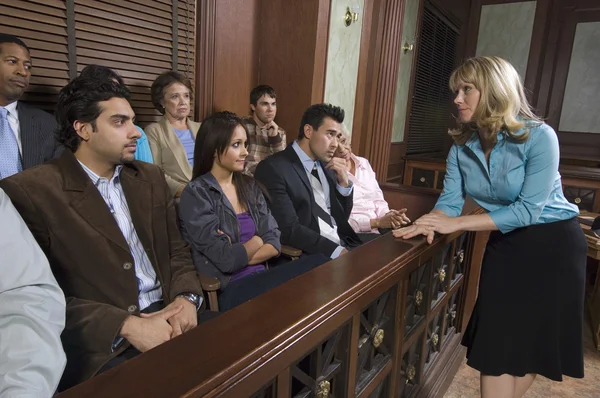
[145,116,201,196]
[0,151,203,389]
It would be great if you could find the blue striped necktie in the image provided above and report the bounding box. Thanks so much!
[0,107,22,178]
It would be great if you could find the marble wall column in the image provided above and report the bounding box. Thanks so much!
[324,0,365,138]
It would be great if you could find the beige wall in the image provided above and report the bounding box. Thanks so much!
[324,0,365,139]
[391,0,420,143]
[559,22,600,134]
[475,1,536,80]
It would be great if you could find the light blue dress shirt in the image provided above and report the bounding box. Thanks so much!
[292,141,353,258]
[134,126,154,163]
[433,122,579,234]
[0,189,66,396]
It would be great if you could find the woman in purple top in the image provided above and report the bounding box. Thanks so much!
[178,112,327,311]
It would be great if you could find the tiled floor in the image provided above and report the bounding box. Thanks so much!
[444,318,600,397]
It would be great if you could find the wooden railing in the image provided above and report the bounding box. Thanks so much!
[57,190,486,398]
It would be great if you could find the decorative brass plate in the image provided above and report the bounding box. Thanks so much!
[373,328,384,348]
[415,290,423,306]
[316,380,330,398]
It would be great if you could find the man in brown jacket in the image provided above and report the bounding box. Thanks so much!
[0,76,207,390]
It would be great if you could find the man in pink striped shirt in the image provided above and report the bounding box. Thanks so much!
[334,128,410,233]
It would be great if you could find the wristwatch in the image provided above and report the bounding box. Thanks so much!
[176,292,202,310]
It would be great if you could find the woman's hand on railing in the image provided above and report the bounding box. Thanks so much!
[393,224,436,244]
[414,212,459,235]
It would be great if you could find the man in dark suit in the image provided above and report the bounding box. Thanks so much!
[0,75,208,389]
[255,103,363,259]
[0,34,60,179]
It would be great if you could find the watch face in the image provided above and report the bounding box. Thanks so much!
[180,293,199,306]
[187,294,199,305]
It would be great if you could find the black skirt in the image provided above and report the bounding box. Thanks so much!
[461,217,587,381]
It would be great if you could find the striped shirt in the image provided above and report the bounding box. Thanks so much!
[78,161,162,310]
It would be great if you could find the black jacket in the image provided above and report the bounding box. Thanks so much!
[178,172,281,288]
[254,145,361,257]
[17,102,62,169]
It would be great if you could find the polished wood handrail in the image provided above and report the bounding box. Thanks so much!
[58,205,485,398]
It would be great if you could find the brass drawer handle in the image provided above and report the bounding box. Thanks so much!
[574,197,581,204]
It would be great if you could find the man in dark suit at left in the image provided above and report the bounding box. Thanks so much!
[0,75,209,390]
[0,34,60,179]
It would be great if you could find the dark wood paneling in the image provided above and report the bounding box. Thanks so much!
[196,0,216,121]
[461,229,488,331]
[387,142,406,182]
[351,0,375,156]
[523,0,553,108]
[212,0,260,118]
[357,0,406,183]
[381,183,440,221]
[257,0,330,140]
[432,0,472,23]
[559,132,600,162]
[310,0,330,106]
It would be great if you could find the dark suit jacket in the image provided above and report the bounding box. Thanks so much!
[0,151,202,389]
[254,145,361,257]
[17,102,62,168]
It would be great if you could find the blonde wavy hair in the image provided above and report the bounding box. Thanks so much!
[448,56,541,145]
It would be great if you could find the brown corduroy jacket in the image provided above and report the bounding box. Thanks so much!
[0,150,202,390]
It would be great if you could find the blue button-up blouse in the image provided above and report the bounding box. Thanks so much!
[433,122,579,233]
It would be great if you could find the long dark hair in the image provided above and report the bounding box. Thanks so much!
[193,111,260,210]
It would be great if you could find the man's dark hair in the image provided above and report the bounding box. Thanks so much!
[150,71,193,114]
[250,85,277,107]
[0,34,30,53]
[55,76,131,152]
[298,103,345,140]
[79,64,126,88]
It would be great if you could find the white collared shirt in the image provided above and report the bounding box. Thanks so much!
[1,101,21,154]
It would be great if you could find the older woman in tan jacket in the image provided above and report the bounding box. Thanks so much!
[146,71,200,198]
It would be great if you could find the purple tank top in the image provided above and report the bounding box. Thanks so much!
[230,212,266,282]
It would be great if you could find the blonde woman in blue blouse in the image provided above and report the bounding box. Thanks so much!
[395,56,586,398]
